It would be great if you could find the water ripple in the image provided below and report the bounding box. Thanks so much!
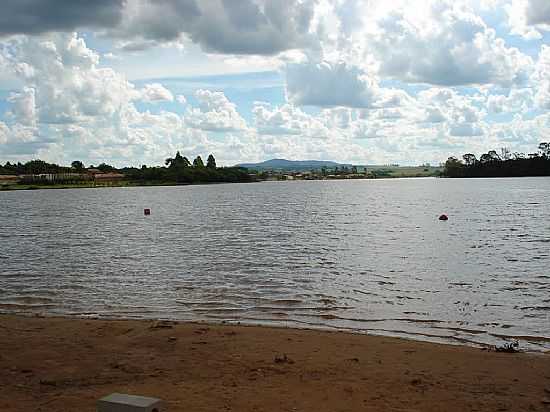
[1,177,549,351]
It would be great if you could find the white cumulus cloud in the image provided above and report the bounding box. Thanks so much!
[185,89,247,131]
[532,45,550,109]
[369,1,532,87]
[286,61,378,108]
[140,83,174,102]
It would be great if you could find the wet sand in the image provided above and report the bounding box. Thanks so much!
[1,315,549,412]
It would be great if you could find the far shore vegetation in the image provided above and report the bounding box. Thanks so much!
[0,151,444,191]
[443,142,550,178]
[4,143,549,191]
[0,153,252,190]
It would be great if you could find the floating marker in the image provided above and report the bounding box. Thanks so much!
[439,214,448,221]
[144,208,151,216]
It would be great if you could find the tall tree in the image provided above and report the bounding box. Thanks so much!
[206,154,217,169]
[166,151,191,168]
[71,160,84,170]
[193,156,204,167]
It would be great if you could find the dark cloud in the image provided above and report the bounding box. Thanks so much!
[0,0,125,36]
[193,0,317,54]
[0,0,317,56]
[117,0,201,42]
[115,0,318,55]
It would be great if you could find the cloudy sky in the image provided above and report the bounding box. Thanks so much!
[0,0,549,167]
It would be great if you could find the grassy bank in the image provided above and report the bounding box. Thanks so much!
[368,165,443,178]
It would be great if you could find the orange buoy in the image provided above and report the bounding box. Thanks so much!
[144,208,151,216]
[439,214,448,221]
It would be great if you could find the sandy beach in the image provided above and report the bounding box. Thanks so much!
[1,315,549,412]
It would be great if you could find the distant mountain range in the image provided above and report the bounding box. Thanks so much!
[238,159,353,171]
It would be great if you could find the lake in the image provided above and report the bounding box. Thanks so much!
[1,178,549,351]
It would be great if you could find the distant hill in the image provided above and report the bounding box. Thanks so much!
[238,159,352,171]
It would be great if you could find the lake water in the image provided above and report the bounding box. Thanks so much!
[1,178,549,351]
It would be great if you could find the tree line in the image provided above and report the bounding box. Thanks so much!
[0,152,253,185]
[0,159,117,175]
[444,143,550,177]
[125,152,251,184]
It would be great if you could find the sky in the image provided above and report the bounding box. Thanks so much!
[0,0,549,167]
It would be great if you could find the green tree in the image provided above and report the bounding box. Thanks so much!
[25,160,49,174]
[444,156,464,176]
[97,163,116,172]
[206,154,217,169]
[71,160,84,170]
[193,156,204,167]
[166,151,191,168]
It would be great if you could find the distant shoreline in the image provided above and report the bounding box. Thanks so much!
[5,174,550,191]
[0,180,256,191]
[0,174,443,191]
[1,174,542,192]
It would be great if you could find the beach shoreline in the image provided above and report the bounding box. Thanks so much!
[1,314,549,411]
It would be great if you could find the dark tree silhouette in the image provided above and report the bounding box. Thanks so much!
[444,143,550,178]
[97,163,116,172]
[207,154,217,169]
[193,156,204,168]
[71,160,84,170]
[2,152,252,185]
[166,151,191,168]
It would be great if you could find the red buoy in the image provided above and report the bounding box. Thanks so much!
[439,214,448,221]
[144,208,151,216]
